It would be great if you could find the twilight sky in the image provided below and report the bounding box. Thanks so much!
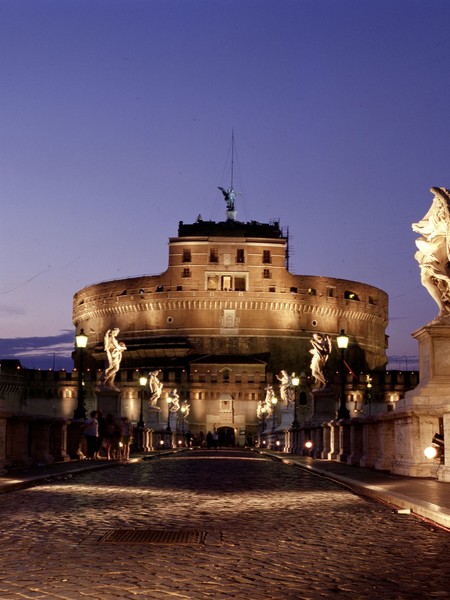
[1,0,450,371]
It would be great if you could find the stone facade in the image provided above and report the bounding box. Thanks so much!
[71,215,389,440]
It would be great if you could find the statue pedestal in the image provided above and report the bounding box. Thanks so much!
[280,407,294,429]
[390,321,450,478]
[96,387,121,417]
[397,321,450,410]
[311,388,336,423]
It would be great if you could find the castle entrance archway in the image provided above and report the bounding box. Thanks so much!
[217,426,235,447]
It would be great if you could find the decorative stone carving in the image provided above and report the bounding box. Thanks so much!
[413,187,450,318]
[309,333,332,390]
[102,328,126,391]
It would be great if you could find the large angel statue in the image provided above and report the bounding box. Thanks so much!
[102,328,127,391]
[412,187,450,318]
[218,186,236,211]
[148,370,163,408]
[309,333,332,390]
[276,370,294,406]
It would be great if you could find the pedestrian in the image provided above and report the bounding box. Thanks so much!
[95,411,106,459]
[206,431,213,449]
[103,414,116,460]
[120,416,133,460]
[83,411,99,459]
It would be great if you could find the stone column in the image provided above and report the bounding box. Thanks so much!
[360,419,378,468]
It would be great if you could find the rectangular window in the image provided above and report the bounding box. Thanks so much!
[263,250,271,264]
[182,249,191,263]
[327,287,336,298]
[236,249,245,263]
[182,268,191,278]
[209,248,219,263]
[235,276,246,291]
[263,269,271,279]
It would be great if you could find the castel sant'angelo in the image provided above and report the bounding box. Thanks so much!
[73,186,388,444]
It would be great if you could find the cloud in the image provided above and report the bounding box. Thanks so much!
[0,304,26,317]
[0,330,74,370]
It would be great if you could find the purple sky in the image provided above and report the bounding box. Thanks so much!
[1,0,450,371]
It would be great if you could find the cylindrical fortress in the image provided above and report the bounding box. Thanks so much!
[73,218,388,376]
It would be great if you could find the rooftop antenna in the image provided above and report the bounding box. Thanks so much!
[231,129,235,189]
[218,129,237,221]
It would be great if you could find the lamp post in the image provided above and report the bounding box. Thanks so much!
[365,374,372,416]
[337,329,350,420]
[180,401,190,446]
[137,375,147,429]
[73,329,88,420]
[291,374,300,453]
[166,395,172,448]
[271,396,278,449]
[291,374,299,428]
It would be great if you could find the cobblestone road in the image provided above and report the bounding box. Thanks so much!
[1,449,449,599]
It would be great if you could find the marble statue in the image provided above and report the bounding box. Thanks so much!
[276,370,294,406]
[413,187,450,319]
[218,186,236,211]
[309,333,332,390]
[257,384,274,419]
[181,401,190,418]
[148,370,163,407]
[168,388,180,412]
[102,328,127,391]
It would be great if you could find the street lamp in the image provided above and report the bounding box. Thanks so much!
[180,401,190,445]
[73,329,88,420]
[336,329,350,420]
[166,396,172,432]
[271,396,278,449]
[166,395,173,448]
[291,374,300,454]
[271,396,278,431]
[291,374,300,428]
[137,375,147,428]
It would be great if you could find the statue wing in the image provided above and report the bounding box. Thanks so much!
[430,187,450,260]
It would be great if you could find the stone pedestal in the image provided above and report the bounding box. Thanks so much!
[391,321,450,478]
[280,407,294,429]
[397,321,450,410]
[96,388,122,417]
[311,388,336,423]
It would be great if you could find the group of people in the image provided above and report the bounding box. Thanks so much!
[80,410,133,461]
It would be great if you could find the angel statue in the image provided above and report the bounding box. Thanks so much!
[218,186,236,211]
[276,370,294,406]
[148,370,163,408]
[256,399,269,421]
[257,384,274,419]
[168,388,180,412]
[309,333,332,390]
[412,187,450,319]
[102,328,127,391]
